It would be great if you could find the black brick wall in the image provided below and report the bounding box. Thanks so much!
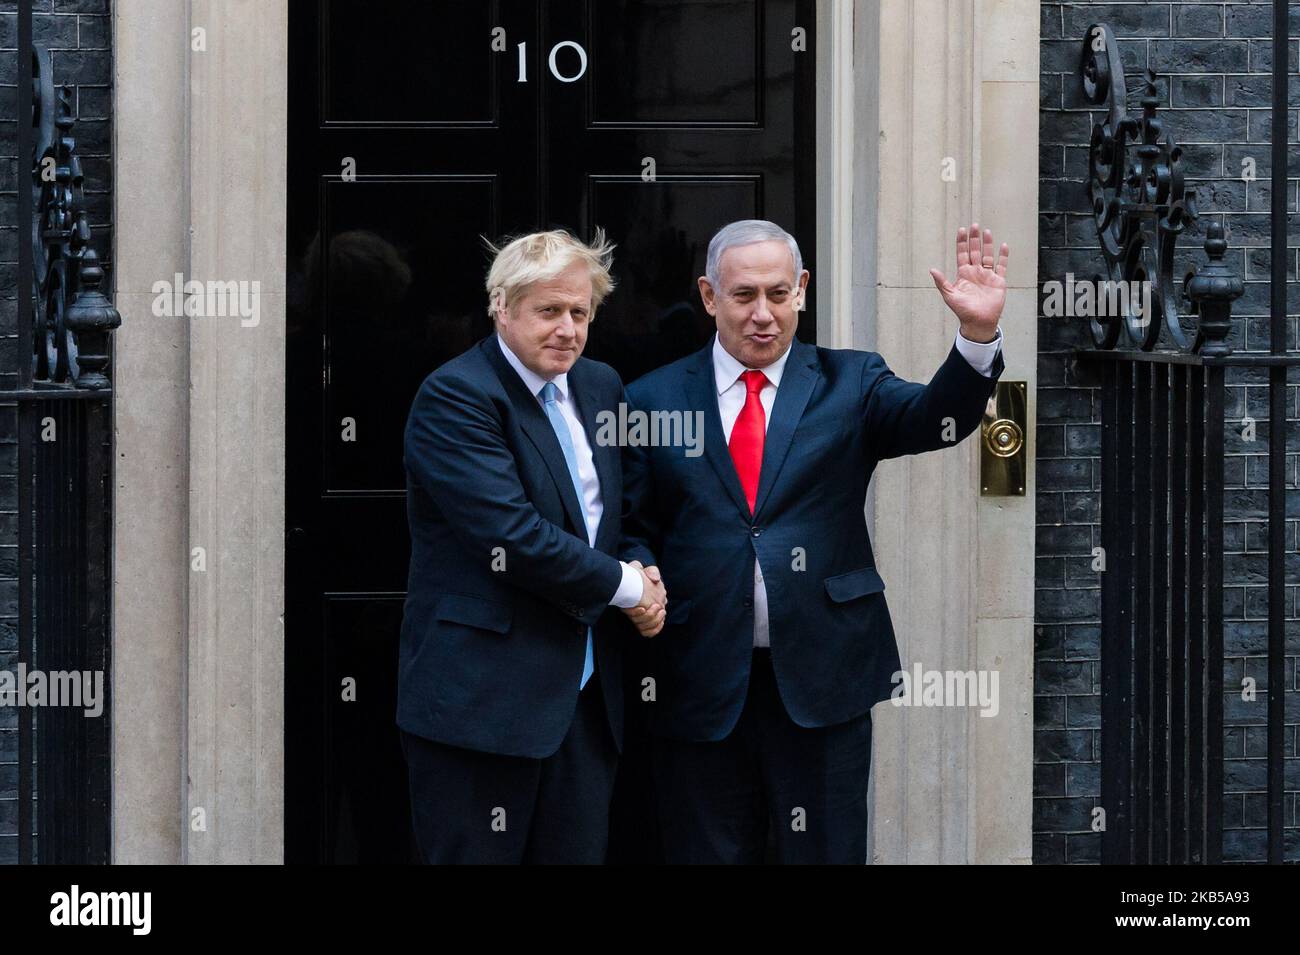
[1038,1,1299,863]
[0,0,112,864]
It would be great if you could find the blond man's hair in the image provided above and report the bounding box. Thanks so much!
[484,228,616,320]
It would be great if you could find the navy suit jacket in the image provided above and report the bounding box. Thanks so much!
[622,335,1004,742]
[397,336,629,759]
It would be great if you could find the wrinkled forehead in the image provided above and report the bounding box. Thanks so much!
[718,240,797,288]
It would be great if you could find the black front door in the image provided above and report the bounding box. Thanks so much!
[286,0,816,863]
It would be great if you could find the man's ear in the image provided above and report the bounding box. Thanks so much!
[697,276,716,315]
[794,270,811,311]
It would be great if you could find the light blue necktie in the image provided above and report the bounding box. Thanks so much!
[540,381,595,689]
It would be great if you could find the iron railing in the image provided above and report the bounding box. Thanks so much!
[9,1,118,864]
[1076,19,1296,864]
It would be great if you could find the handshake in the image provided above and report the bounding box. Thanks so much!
[623,560,667,638]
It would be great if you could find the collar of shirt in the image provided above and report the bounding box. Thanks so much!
[496,333,570,403]
[711,332,793,395]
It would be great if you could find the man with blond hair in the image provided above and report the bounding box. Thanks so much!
[397,228,666,864]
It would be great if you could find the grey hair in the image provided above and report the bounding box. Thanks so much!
[704,219,803,290]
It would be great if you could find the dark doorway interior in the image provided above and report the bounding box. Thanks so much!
[286,0,816,863]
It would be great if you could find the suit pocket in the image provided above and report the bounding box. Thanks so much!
[823,567,886,603]
[434,593,514,634]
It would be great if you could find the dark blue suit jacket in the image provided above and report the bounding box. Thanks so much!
[622,335,1004,741]
[397,336,629,758]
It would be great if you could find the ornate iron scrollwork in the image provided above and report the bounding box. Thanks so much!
[1078,23,1236,353]
[30,46,120,389]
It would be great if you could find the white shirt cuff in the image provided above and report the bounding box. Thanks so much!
[610,561,646,608]
[954,326,1003,377]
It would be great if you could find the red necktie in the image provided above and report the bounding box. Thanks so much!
[728,370,767,513]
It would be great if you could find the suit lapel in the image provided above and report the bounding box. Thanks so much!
[752,338,820,519]
[482,337,588,538]
[684,345,751,520]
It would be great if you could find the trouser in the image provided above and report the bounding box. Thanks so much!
[401,673,618,864]
[653,647,873,864]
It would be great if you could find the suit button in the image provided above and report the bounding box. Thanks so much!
[751,527,763,538]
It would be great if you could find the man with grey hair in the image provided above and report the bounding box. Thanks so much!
[621,218,1008,863]
[397,228,667,863]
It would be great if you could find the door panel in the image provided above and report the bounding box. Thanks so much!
[321,1,500,125]
[588,1,760,125]
[321,176,497,493]
[287,0,815,863]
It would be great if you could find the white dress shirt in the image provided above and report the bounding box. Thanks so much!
[496,336,644,609]
[714,327,1003,647]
